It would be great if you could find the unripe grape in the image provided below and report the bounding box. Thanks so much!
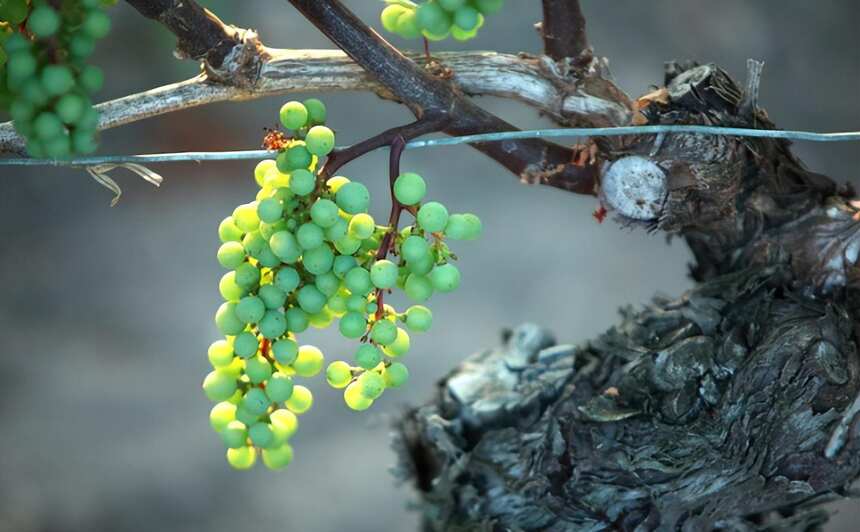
[27,6,61,38]
[305,125,335,156]
[348,213,375,240]
[396,10,421,39]
[219,217,244,242]
[405,305,433,332]
[71,130,98,156]
[33,112,64,140]
[55,94,85,124]
[393,172,426,205]
[276,145,313,173]
[221,420,248,448]
[328,294,348,315]
[269,231,301,263]
[78,65,105,93]
[286,307,309,333]
[345,267,373,295]
[344,382,373,411]
[416,2,452,35]
[44,134,72,159]
[233,331,259,359]
[417,201,449,232]
[333,255,357,279]
[274,267,300,293]
[208,339,235,368]
[438,0,466,11]
[293,345,324,377]
[474,0,504,15]
[258,284,287,310]
[430,263,461,292]
[306,246,335,276]
[401,235,430,263]
[82,10,112,39]
[296,223,325,250]
[272,339,298,365]
[404,273,434,302]
[335,182,370,214]
[257,197,283,223]
[226,446,256,470]
[339,311,367,339]
[235,405,260,426]
[384,362,410,388]
[242,388,271,416]
[297,285,327,314]
[303,98,327,125]
[289,168,316,196]
[7,53,37,86]
[326,218,349,242]
[219,271,244,302]
[236,296,266,324]
[370,260,398,289]
[210,402,237,433]
[308,308,334,329]
[233,203,261,232]
[370,319,397,345]
[270,409,299,440]
[255,160,276,187]
[215,302,244,335]
[286,385,313,414]
[234,263,261,289]
[453,6,480,30]
[461,213,483,240]
[382,327,411,357]
[259,310,287,339]
[246,354,273,384]
[279,101,309,130]
[203,370,238,402]
[310,198,339,228]
[41,65,75,96]
[262,444,294,470]
[315,272,340,297]
[358,371,385,400]
[334,236,361,256]
[381,4,408,31]
[249,422,274,448]
[326,361,352,388]
[326,175,350,193]
[217,241,245,269]
[355,344,383,370]
[242,231,266,257]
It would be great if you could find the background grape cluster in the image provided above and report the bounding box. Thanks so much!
[0,0,112,158]
[203,98,481,470]
[380,0,503,42]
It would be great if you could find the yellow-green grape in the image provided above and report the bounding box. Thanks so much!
[344,382,373,411]
[326,175,350,193]
[345,267,373,295]
[219,272,243,302]
[270,409,299,441]
[334,236,361,256]
[309,308,334,329]
[226,446,257,470]
[280,101,309,130]
[328,294,348,315]
[293,345,325,377]
[269,231,301,264]
[326,361,353,388]
[233,203,261,233]
[348,213,375,240]
[417,201,449,232]
[382,326,411,357]
[310,198,340,228]
[203,370,238,402]
[221,357,245,379]
[275,267,301,293]
[242,388,271,416]
[272,338,299,365]
[286,307,309,333]
[396,9,421,39]
[355,344,383,370]
[405,273,434,302]
[208,339,235,368]
[370,259,399,289]
[286,385,313,414]
[262,444,294,470]
[333,255,357,279]
[209,401,237,433]
[242,231,267,258]
[335,182,370,214]
[305,125,335,156]
[289,168,316,196]
[430,263,461,292]
[218,217,244,243]
[215,302,244,335]
[393,172,426,205]
[370,319,398,345]
[254,160,276,187]
[259,310,287,339]
[303,98,327,125]
[233,331,259,359]
[245,354,273,384]
[221,420,248,448]
[381,4,408,31]
[358,371,385,400]
[384,362,410,388]
[249,422,275,448]
[216,241,245,269]
[405,305,433,332]
[258,284,287,310]
[339,311,368,339]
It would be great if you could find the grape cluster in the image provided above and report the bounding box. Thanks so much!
[1,0,112,158]
[203,98,482,470]
[380,0,503,42]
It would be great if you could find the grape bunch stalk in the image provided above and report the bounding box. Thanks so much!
[1,0,112,158]
[203,98,482,470]
[380,0,504,42]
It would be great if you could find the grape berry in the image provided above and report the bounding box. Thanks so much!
[380,0,503,42]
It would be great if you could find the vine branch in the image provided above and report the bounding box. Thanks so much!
[540,0,590,63]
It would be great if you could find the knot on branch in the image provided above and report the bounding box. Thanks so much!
[204,29,267,89]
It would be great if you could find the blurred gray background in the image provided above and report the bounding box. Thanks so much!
[0,1,858,531]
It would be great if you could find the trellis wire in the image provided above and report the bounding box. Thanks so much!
[1,125,859,167]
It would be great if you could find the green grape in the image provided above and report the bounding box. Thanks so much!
[382,327,411,357]
[33,112,63,140]
[416,1,452,35]
[215,302,244,335]
[344,382,373,411]
[297,285,327,314]
[401,235,430,263]
[308,308,334,329]
[233,203,261,233]
[305,125,335,156]
[219,217,243,242]
[235,404,261,426]
[219,271,244,302]
[355,344,383,370]
[474,0,504,15]
[248,422,274,448]
[274,267,301,293]
[417,201,449,233]
[209,401,237,433]
[20,78,49,106]
[41,65,75,96]
[289,168,316,196]
[221,420,248,448]
[384,362,410,388]
[82,10,112,39]
[326,361,352,388]
[333,255,357,279]
[286,385,313,414]
[346,294,368,313]
[242,388,271,416]
[222,357,245,379]
[404,273,434,302]
[257,197,283,223]
[305,245,337,275]
[266,372,294,402]
[335,182,370,214]
[259,220,285,241]
[370,319,397,345]
[310,198,339,228]
[246,354,272,384]
[303,98,327,125]
[326,218,349,242]
[286,307,309,333]
[358,371,385,399]
[44,134,72,159]
[296,223,325,250]
[395,9,421,39]
[272,338,299,365]
[269,231,301,263]
[339,311,367,339]
[347,213,375,240]
[326,175,350,193]
[315,272,340,297]
[393,172,426,205]
[203,370,238,402]
[439,0,466,10]
[71,130,98,155]
[226,446,257,470]
[243,232,267,258]
[453,5,480,30]
[430,263,460,292]
[78,65,105,93]
[217,241,246,269]
[234,263,261,289]
[334,236,361,256]
[270,409,298,440]
[208,339,235,368]
[345,267,373,295]
[259,310,287,339]
[381,4,408,31]
[328,294,348,315]
[405,305,433,332]
[460,213,483,240]
[279,101,309,130]
[55,94,85,124]
[293,345,324,377]
[254,160,276,187]
[233,331,259,358]
[27,6,61,38]
[262,444,294,470]
[277,144,312,173]
[370,260,399,289]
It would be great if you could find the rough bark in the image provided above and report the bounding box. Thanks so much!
[396,62,860,531]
